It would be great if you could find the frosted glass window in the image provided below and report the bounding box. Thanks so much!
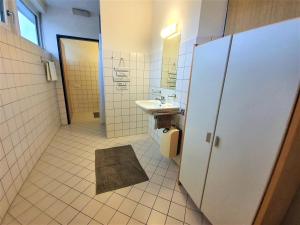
[17,0,39,45]
[0,0,5,22]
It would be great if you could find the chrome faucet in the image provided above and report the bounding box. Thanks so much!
[155,96,166,104]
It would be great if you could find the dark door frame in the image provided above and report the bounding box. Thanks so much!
[56,34,99,124]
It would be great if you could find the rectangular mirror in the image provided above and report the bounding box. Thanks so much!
[160,34,181,90]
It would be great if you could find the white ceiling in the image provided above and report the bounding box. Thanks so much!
[45,0,100,15]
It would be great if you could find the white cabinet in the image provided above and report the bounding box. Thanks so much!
[179,36,232,207]
[179,19,300,225]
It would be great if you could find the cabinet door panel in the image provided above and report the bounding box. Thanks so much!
[202,19,300,225]
[179,36,232,207]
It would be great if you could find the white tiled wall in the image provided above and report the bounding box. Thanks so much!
[0,26,61,222]
[64,62,99,117]
[102,50,150,138]
[148,38,196,143]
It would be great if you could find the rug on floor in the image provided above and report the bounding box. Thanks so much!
[95,145,149,194]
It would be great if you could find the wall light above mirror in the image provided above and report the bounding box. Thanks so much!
[160,23,178,39]
[160,23,181,90]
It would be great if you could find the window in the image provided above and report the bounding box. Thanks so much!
[0,0,5,23]
[17,0,40,45]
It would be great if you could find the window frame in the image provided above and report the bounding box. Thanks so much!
[0,0,5,23]
[16,0,43,47]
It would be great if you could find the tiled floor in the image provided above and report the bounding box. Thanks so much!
[1,121,209,225]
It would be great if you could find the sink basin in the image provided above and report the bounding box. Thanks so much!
[135,100,180,114]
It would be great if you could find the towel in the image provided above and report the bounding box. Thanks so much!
[45,61,57,81]
[46,62,51,81]
[49,61,58,81]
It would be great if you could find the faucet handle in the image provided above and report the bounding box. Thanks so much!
[155,96,164,100]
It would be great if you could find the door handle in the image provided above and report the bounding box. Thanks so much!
[214,136,220,147]
[205,132,212,143]
[6,10,15,24]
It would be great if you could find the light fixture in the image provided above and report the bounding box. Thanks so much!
[160,23,178,39]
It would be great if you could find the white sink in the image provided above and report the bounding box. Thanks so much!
[135,100,180,114]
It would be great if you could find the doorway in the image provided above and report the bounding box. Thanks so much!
[57,35,100,124]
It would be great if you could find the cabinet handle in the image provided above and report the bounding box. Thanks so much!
[205,132,212,143]
[214,136,220,147]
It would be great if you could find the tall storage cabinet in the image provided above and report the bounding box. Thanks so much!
[179,19,300,225]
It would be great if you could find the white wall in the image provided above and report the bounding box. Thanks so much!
[150,0,202,51]
[42,5,100,59]
[100,0,152,53]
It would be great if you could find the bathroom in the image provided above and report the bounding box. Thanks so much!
[0,0,299,225]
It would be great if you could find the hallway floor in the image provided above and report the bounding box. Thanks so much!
[1,122,207,225]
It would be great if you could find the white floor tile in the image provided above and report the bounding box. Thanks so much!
[127,187,143,202]
[94,191,113,204]
[108,212,130,225]
[134,182,148,191]
[45,200,68,218]
[139,192,156,208]
[35,195,57,211]
[168,203,186,222]
[127,218,145,225]
[158,187,173,201]
[61,189,81,204]
[26,190,48,204]
[71,194,92,211]
[88,219,103,225]
[84,184,96,198]
[118,198,137,216]
[145,183,160,195]
[147,210,167,225]
[16,206,42,225]
[172,191,188,206]
[106,193,124,210]
[55,206,79,225]
[8,197,32,218]
[94,205,116,225]
[30,213,52,225]
[132,204,151,224]
[153,197,170,215]
[165,216,184,225]
[48,219,61,225]
[115,186,132,196]
[69,212,92,225]
[184,208,203,225]
[82,199,103,218]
